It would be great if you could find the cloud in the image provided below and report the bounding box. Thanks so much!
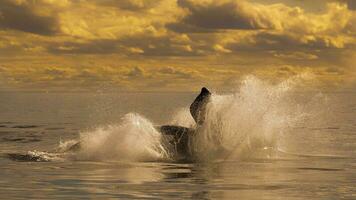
[170,0,297,32]
[0,0,59,35]
[216,2,355,51]
[119,34,196,56]
[175,0,277,30]
[166,22,213,33]
[126,66,144,78]
[43,67,69,78]
[47,40,120,54]
[213,44,232,53]
[95,0,161,10]
[47,33,201,56]
[336,0,356,10]
[156,66,193,79]
[273,51,319,60]
[170,0,355,49]
[347,0,356,10]
[0,65,127,90]
[56,0,180,40]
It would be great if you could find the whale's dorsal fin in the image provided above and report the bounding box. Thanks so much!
[190,87,211,125]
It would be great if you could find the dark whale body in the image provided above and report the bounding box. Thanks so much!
[159,87,211,160]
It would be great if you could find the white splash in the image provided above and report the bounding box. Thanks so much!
[76,113,171,161]
[183,76,307,161]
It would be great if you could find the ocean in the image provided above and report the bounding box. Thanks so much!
[0,77,355,199]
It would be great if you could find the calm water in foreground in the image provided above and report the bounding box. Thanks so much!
[0,91,355,199]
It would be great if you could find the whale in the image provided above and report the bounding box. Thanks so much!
[66,87,212,160]
[158,87,211,160]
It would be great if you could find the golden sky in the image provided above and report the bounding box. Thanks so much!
[0,0,355,91]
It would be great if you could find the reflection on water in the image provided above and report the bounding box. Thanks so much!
[0,158,355,199]
[0,90,355,199]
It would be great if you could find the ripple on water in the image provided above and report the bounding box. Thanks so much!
[11,125,41,129]
[45,127,65,131]
[2,137,26,142]
[2,136,42,143]
[297,167,344,172]
[0,122,15,124]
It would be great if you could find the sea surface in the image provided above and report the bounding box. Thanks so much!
[0,85,355,199]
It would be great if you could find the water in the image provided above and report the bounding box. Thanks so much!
[0,77,355,199]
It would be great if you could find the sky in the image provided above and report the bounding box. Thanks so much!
[0,0,355,92]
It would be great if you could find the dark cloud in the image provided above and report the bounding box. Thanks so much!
[166,22,213,33]
[0,1,59,35]
[345,0,356,10]
[178,0,257,29]
[95,0,160,10]
[170,0,271,33]
[336,0,356,10]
